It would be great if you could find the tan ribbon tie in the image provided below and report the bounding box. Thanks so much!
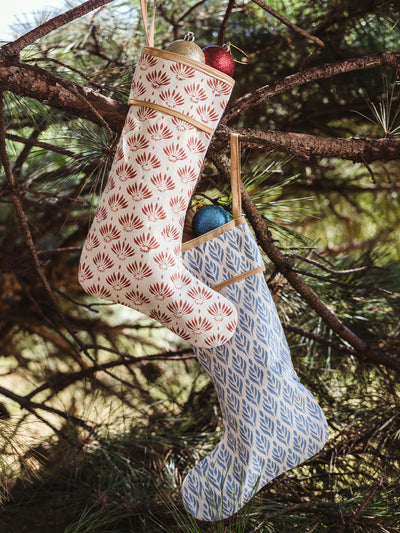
[230,132,242,219]
[128,98,215,135]
[140,0,157,47]
[213,265,266,291]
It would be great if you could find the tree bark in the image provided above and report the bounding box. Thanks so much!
[3,55,400,162]
[209,148,400,373]
[0,60,127,131]
[217,127,400,163]
[222,51,400,123]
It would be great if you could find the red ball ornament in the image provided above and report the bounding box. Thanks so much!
[202,45,235,77]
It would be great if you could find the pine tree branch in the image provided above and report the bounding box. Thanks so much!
[219,126,400,163]
[222,51,400,123]
[0,0,116,58]
[6,133,78,158]
[0,384,91,430]
[0,91,99,373]
[249,0,325,48]
[209,147,400,372]
[0,60,127,131]
[265,499,383,528]
[217,0,236,46]
[0,93,80,351]
[2,52,400,162]
[240,189,400,370]
[25,348,195,400]
[83,344,196,362]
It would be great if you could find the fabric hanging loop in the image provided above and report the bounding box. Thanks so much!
[230,132,242,220]
[140,0,156,47]
[182,133,245,253]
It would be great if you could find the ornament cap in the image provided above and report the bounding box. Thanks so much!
[184,32,195,42]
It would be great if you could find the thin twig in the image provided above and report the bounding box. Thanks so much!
[348,478,384,527]
[305,521,322,533]
[17,276,88,368]
[287,254,385,277]
[362,156,377,183]
[0,0,116,58]
[157,0,208,40]
[65,81,113,134]
[36,246,83,256]
[283,323,357,355]
[83,344,195,363]
[218,0,236,46]
[249,0,325,48]
[0,384,91,430]
[6,132,78,158]
[177,0,208,24]
[25,347,194,400]
[294,268,395,296]
[12,127,44,177]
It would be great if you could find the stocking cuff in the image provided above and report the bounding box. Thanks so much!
[182,216,245,251]
[128,47,235,135]
[183,221,266,289]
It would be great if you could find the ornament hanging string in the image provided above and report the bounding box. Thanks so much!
[225,42,249,64]
[140,0,157,47]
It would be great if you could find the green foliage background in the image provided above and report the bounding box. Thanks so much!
[1,0,400,531]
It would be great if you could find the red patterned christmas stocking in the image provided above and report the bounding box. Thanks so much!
[79,46,237,347]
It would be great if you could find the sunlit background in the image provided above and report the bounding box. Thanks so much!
[1,0,73,41]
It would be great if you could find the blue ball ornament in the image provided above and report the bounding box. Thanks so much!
[192,204,231,237]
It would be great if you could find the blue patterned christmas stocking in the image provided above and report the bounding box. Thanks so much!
[181,219,329,521]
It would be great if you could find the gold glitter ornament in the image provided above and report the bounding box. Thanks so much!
[165,32,205,63]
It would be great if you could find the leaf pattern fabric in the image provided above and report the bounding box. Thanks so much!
[181,222,329,521]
